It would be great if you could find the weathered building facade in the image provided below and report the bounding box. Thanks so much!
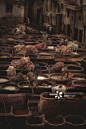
[57,0,86,44]
[0,0,25,27]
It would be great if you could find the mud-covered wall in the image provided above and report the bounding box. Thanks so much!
[32,0,43,25]
[0,1,25,27]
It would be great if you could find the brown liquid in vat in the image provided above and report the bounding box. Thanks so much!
[48,118,63,124]
[13,110,28,115]
[70,58,82,61]
[56,58,67,61]
[0,56,10,58]
[41,56,53,59]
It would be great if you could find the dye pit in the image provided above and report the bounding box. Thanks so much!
[3,86,16,91]
[0,78,8,83]
[75,83,86,87]
[37,75,48,80]
[13,110,28,115]
[47,117,64,124]
[70,58,82,61]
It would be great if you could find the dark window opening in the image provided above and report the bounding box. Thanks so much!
[72,16,73,21]
[74,28,78,40]
[79,16,81,21]
[6,3,12,12]
[80,0,83,5]
[46,4,48,11]
[55,1,57,8]
[58,3,60,13]
[61,4,63,9]
[67,24,70,36]
[79,30,82,42]
[67,9,70,17]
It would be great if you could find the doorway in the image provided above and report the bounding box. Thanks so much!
[79,30,82,43]
[74,28,78,40]
[67,24,70,36]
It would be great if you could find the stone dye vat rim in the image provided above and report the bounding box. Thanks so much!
[50,73,68,82]
[72,80,86,88]
[66,65,84,73]
[18,81,36,89]
[37,75,49,81]
[39,52,52,56]
[44,115,65,127]
[1,83,19,92]
[54,57,68,62]
[0,76,11,84]
[64,60,81,66]
[40,55,54,59]
[13,108,30,117]
[73,73,86,80]
[25,114,45,128]
[70,57,83,62]
[46,46,56,50]
[64,115,86,126]
[70,52,80,58]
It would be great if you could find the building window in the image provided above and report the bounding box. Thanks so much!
[61,4,63,9]
[79,16,81,21]
[72,16,73,21]
[71,29,72,33]
[6,3,12,12]
[67,9,70,17]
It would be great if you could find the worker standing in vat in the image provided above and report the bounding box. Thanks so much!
[33,63,41,86]
[42,31,48,49]
[61,66,69,81]
[27,69,36,94]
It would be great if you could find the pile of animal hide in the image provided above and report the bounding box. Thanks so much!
[12,24,26,35]
[7,66,16,77]
[14,44,38,55]
[55,45,74,55]
[14,44,26,55]
[51,62,64,72]
[25,45,38,54]
[11,57,34,70]
[6,38,16,44]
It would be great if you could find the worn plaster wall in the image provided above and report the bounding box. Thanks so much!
[75,10,84,30]
[32,0,43,24]
[0,2,25,27]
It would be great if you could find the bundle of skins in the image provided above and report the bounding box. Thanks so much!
[25,45,38,54]
[51,62,64,72]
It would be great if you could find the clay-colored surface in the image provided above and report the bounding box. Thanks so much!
[70,58,82,61]
[41,56,53,59]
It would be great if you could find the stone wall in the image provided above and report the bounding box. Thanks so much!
[0,1,25,27]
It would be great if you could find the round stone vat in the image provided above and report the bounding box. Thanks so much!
[0,76,11,85]
[1,83,19,93]
[50,73,68,82]
[0,53,11,61]
[54,57,68,62]
[72,80,86,88]
[34,81,53,94]
[44,115,65,129]
[70,52,80,58]
[37,75,49,83]
[64,60,81,66]
[41,66,49,73]
[64,115,86,129]
[18,81,35,93]
[40,55,54,59]
[25,115,45,129]
[70,58,83,62]
[66,65,84,73]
